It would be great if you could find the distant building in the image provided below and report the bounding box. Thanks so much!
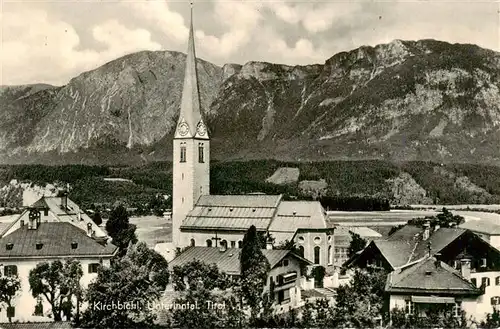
[167,246,312,313]
[459,220,500,250]
[168,5,335,274]
[2,195,107,240]
[0,220,117,322]
[333,226,382,267]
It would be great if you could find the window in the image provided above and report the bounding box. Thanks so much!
[314,236,321,244]
[452,301,462,317]
[298,246,305,257]
[482,277,491,287]
[180,145,187,163]
[328,246,332,265]
[88,263,100,274]
[298,236,305,243]
[283,259,289,266]
[496,276,500,286]
[6,243,13,250]
[4,265,17,277]
[282,289,291,304]
[71,242,78,249]
[405,300,414,315]
[482,258,487,268]
[44,209,48,216]
[471,278,477,287]
[314,246,321,264]
[238,241,243,248]
[181,173,184,180]
[36,243,43,250]
[206,239,213,247]
[190,239,195,247]
[492,296,500,311]
[34,297,43,316]
[221,240,227,248]
[231,241,236,248]
[198,143,204,163]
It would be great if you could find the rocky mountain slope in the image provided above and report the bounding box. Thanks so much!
[1,39,499,165]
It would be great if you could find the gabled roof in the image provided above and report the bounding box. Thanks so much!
[347,226,468,270]
[459,220,500,235]
[168,246,311,275]
[181,195,282,231]
[0,222,117,259]
[386,257,482,296]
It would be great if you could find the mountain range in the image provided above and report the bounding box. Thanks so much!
[1,39,499,165]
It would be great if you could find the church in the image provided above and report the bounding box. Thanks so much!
[169,5,335,271]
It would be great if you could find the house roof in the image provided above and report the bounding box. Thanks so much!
[168,246,310,275]
[180,195,282,231]
[350,227,383,238]
[459,220,500,235]
[386,257,482,296]
[0,222,117,259]
[347,226,468,270]
[2,196,107,238]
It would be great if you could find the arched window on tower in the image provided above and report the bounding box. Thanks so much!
[206,239,212,247]
[198,143,204,163]
[190,239,195,247]
[314,246,321,264]
[180,143,187,163]
[298,246,305,257]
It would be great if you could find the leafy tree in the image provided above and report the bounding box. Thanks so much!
[172,260,231,291]
[29,259,83,321]
[240,225,271,323]
[390,306,468,328]
[91,211,102,226]
[0,274,21,322]
[311,265,326,288]
[105,205,138,255]
[79,242,168,328]
[481,309,500,328]
[329,267,387,328]
[348,232,367,258]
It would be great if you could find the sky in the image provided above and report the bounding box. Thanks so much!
[1,0,500,86]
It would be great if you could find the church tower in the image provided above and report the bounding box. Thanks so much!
[172,3,210,248]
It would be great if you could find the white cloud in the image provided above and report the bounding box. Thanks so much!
[196,1,263,58]
[1,8,161,86]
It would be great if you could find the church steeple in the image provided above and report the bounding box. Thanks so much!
[175,2,208,139]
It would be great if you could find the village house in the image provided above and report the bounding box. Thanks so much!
[0,198,117,323]
[167,246,313,313]
[346,223,500,322]
[459,219,500,250]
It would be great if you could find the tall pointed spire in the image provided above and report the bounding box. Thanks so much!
[175,1,207,139]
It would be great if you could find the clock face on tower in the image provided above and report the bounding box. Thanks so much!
[178,122,190,136]
[196,122,207,136]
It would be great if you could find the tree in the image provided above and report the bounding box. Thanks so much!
[390,306,468,328]
[79,242,168,328]
[172,260,230,291]
[105,205,138,255]
[481,309,500,328]
[29,259,83,321]
[240,225,271,323]
[91,211,102,226]
[348,232,367,258]
[0,274,21,323]
[329,267,388,328]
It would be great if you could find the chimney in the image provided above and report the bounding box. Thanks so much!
[422,221,430,241]
[460,257,472,280]
[86,223,92,237]
[61,192,68,210]
[434,224,440,232]
[20,220,24,228]
[434,253,441,268]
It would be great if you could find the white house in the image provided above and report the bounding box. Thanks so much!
[0,217,117,322]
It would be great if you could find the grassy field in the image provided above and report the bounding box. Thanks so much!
[130,216,171,247]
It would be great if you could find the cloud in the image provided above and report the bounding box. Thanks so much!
[195,1,264,58]
[1,8,161,85]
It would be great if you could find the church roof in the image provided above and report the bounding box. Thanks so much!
[386,256,482,295]
[0,222,117,259]
[168,246,310,275]
[180,195,282,231]
[267,201,328,241]
[459,220,500,235]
